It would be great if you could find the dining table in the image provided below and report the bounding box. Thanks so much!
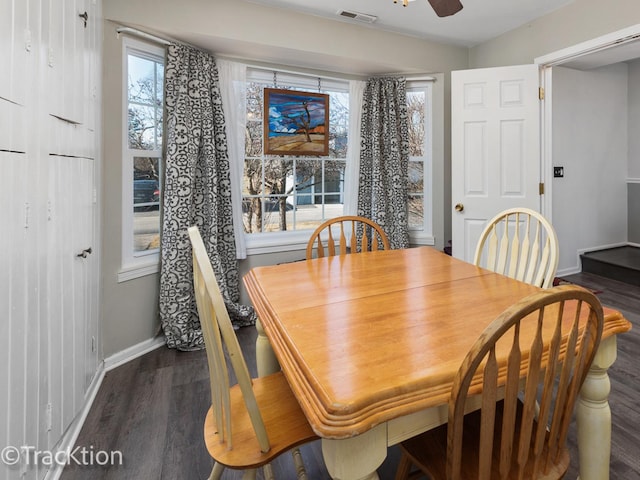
[243,246,631,480]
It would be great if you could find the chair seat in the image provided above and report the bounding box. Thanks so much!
[204,371,318,469]
[398,400,570,480]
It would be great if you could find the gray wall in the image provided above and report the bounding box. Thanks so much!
[629,184,640,243]
[628,59,640,243]
[551,64,628,272]
[101,0,468,356]
[101,0,640,357]
[468,0,640,273]
[469,0,640,68]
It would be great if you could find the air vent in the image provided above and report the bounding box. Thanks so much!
[338,10,377,24]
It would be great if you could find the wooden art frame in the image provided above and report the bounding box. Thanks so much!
[264,88,329,156]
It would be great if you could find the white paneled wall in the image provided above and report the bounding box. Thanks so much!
[0,0,101,479]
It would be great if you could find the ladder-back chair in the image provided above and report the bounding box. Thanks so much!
[395,285,603,480]
[188,226,318,480]
[474,208,559,288]
[305,215,390,260]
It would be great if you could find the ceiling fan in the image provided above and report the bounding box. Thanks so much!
[395,0,463,17]
[428,0,463,16]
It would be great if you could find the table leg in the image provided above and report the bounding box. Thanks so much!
[321,424,387,480]
[576,334,617,480]
[255,318,280,377]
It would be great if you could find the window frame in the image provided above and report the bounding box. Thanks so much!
[406,79,435,246]
[243,73,436,254]
[119,38,165,281]
[243,68,351,254]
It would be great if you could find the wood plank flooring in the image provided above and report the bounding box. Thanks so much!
[60,272,640,479]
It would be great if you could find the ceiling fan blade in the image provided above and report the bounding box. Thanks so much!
[427,0,463,17]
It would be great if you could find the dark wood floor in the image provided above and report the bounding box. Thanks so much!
[61,272,640,480]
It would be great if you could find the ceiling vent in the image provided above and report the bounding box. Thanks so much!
[337,10,378,24]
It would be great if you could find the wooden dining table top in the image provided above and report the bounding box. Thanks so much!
[244,246,631,439]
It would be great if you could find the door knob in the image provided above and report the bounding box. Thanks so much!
[454,203,464,212]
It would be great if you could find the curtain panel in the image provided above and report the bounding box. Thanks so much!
[343,79,366,216]
[357,77,410,249]
[217,59,248,259]
[159,44,255,351]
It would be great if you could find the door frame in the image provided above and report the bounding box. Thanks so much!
[534,23,640,222]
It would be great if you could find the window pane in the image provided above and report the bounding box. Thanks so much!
[329,91,349,158]
[408,161,424,193]
[128,53,163,150]
[243,159,263,195]
[264,158,293,196]
[245,121,263,156]
[133,156,161,253]
[408,194,424,230]
[128,55,156,104]
[134,209,161,252]
[324,194,343,205]
[295,159,320,194]
[134,156,160,183]
[325,160,345,194]
[246,82,263,121]
[243,71,350,234]
[407,91,425,157]
[128,104,157,150]
[242,197,262,234]
[156,64,164,103]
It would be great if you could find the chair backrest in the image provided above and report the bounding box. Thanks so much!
[473,208,559,288]
[305,215,390,260]
[447,285,603,480]
[188,226,270,453]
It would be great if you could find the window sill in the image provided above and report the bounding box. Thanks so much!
[409,232,435,246]
[245,231,311,256]
[118,260,160,282]
[244,230,435,255]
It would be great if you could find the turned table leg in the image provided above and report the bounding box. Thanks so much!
[576,334,617,480]
[322,425,387,480]
[255,318,280,377]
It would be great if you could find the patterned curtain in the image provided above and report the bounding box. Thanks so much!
[159,44,256,351]
[357,77,410,249]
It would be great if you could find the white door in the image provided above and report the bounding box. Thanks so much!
[451,64,541,261]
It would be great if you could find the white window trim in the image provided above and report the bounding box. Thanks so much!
[242,73,436,254]
[407,79,434,246]
[242,67,350,252]
[118,37,165,281]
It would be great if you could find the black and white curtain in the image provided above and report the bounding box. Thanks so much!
[159,44,255,351]
[357,77,410,249]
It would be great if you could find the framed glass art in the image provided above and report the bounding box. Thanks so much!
[264,88,329,156]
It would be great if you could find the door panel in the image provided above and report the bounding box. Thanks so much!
[452,64,541,261]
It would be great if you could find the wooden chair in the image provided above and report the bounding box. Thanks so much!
[473,208,559,288]
[188,226,318,480]
[395,285,603,480]
[305,215,390,260]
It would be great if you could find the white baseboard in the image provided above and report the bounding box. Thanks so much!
[559,241,633,277]
[43,364,106,480]
[42,335,166,480]
[104,334,166,372]
[576,241,628,256]
[556,266,581,277]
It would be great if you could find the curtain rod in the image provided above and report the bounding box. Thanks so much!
[115,26,174,47]
[248,65,435,83]
[384,74,436,82]
[246,64,359,84]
